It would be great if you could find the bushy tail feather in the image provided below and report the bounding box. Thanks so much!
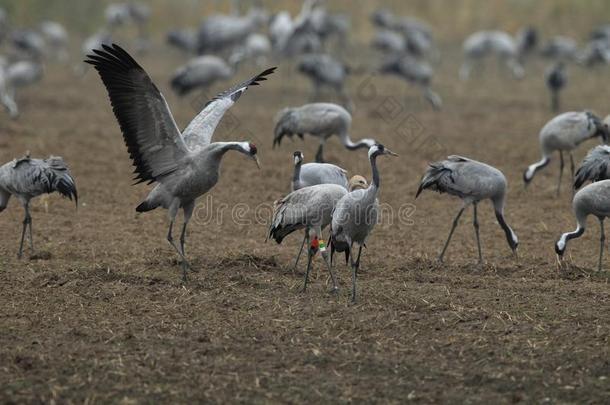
[45,157,78,205]
[135,199,158,213]
[415,163,452,198]
[573,161,608,190]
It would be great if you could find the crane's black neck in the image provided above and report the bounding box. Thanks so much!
[370,153,380,189]
[495,210,517,250]
[292,160,302,189]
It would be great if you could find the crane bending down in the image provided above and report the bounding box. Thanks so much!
[268,183,348,292]
[86,44,274,280]
[330,144,398,302]
[523,111,609,196]
[555,180,610,271]
[0,155,77,258]
[273,103,376,163]
[416,155,519,263]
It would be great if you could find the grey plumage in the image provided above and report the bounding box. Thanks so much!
[273,102,376,163]
[330,144,397,302]
[460,30,524,80]
[540,36,578,61]
[197,8,266,55]
[573,145,610,189]
[39,21,69,62]
[166,28,198,54]
[170,55,233,96]
[0,155,77,258]
[288,151,348,273]
[380,54,441,110]
[556,179,610,271]
[268,183,347,292]
[416,155,518,264]
[292,151,348,191]
[0,59,43,118]
[297,53,351,110]
[523,111,609,196]
[86,43,274,281]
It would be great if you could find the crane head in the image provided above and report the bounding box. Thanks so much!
[293,151,304,165]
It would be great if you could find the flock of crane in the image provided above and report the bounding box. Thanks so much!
[3,2,610,302]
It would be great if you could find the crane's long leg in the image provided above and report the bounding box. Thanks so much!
[315,142,325,163]
[473,203,482,264]
[316,226,338,292]
[17,202,32,259]
[599,218,605,272]
[552,90,560,112]
[166,204,191,280]
[292,230,307,274]
[439,206,466,263]
[569,152,575,191]
[556,151,564,197]
[301,232,312,293]
[180,202,196,278]
[351,244,363,303]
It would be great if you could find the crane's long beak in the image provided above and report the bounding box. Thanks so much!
[253,155,261,169]
[386,149,399,157]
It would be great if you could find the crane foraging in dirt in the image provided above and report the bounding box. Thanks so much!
[86,43,274,281]
[556,179,610,271]
[523,111,609,196]
[0,154,77,258]
[273,102,377,163]
[416,155,519,264]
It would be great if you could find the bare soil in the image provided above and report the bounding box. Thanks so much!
[0,47,609,403]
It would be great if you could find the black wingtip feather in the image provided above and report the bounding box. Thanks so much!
[204,66,277,107]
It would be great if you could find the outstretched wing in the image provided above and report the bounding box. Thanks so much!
[85,43,188,185]
[182,67,276,151]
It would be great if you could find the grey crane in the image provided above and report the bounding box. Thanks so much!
[540,36,578,61]
[292,151,348,191]
[86,44,274,280]
[11,29,45,60]
[287,151,349,273]
[39,21,69,62]
[545,61,566,113]
[523,111,609,196]
[297,53,352,111]
[273,102,376,163]
[372,29,406,54]
[197,8,267,55]
[0,59,43,118]
[0,155,77,258]
[416,155,519,264]
[268,183,347,292]
[330,144,397,302]
[573,145,610,189]
[555,179,610,271]
[379,54,442,110]
[166,28,198,55]
[170,55,233,96]
[228,33,271,67]
[370,8,435,58]
[460,30,524,80]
